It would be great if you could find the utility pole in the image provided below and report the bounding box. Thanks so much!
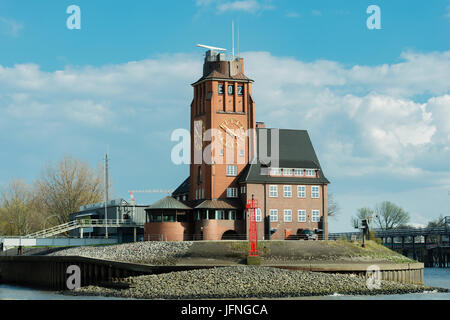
[104,153,109,239]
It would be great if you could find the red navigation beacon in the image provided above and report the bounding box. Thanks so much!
[247,195,259,257]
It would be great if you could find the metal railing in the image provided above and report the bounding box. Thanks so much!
[23,219,144,239]
[144,233,329,241]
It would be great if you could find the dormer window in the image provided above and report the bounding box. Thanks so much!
[305,169,316,177]
[270,168,281,176]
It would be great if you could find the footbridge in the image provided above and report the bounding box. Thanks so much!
[0,219,144,251]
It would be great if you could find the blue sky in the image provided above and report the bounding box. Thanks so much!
[0,0,449,232]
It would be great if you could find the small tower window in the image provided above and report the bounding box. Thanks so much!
[227,85,234,95]
[218,84,224,95]
[237,86,243,95]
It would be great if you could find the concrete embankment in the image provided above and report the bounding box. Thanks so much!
[0,240,428,296]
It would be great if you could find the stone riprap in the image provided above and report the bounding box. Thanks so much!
[47,241,193,265]
[70,266,429,300]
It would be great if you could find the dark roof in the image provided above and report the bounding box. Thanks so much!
[172,177,189,196]
[195,199,242,210]
[146,196,192,210]
[192,70,253,86]
[239,128,330,184]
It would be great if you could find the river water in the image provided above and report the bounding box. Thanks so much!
[0,268,449,300]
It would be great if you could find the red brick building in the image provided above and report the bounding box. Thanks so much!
[144,49,330,241]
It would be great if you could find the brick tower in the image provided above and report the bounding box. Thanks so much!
[189,49,255,203]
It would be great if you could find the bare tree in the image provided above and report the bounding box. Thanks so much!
[0,179,39,235]
[373,201,410,230]
[427,214,446,228]
[351,207,375,229]
[34,155,105,226]
[327,193,340,218]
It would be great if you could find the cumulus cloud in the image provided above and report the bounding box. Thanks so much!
[242,50,450,184]
[1,49,449,191]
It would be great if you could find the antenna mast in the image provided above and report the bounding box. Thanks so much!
[104,152,109,238]
[232,20,235,58]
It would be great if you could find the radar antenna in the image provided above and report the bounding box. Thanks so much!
[196,44,227,51]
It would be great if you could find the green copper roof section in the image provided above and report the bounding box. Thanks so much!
[146,196,192,210]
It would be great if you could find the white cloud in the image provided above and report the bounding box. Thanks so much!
[1,49,449,190]
[196,0,274,14]
[242,50,450,183]
[0,17,23,37]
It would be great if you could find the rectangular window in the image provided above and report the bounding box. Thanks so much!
[227,165,237,176]
[201,189,204,199]
[284,209,292,222]
[298,210,306,222]
[195,189,198,200]
[219,149,224,156]
[283,168,293,176]
[240,186,246,194]
[227,84,234,95]
[270,168,281,176]
[237,86,243,95]
[218,84,224,95]
[255,208,262,222]
[311,186,320,199]
[294,169,304,176]
[306,169,316,177]
[283,185,292,198]
[312,210,320,222]
[227,187,238,198]
[297,185,306,198]
[216,210,225,220]
[269,185,278,197]
[240,149,244,157]
[269,209,278,222]
[229,210,236,220]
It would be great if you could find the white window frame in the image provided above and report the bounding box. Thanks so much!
[269,209,278,222]
[255,208,262,222]
[240,186,246,194]
[270,168,281,176]
[298,210,306,222]
[227,165,237,176]
[306,169,316,177]
[283,168,293,176]
[312,210,320,222]
[269,185,278,198]
[294,169,304,176]
[227,187,238,198]
[284,209,292,222]
[283,185,292,198]
[311,186,320,199]
[297,185,306,198]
